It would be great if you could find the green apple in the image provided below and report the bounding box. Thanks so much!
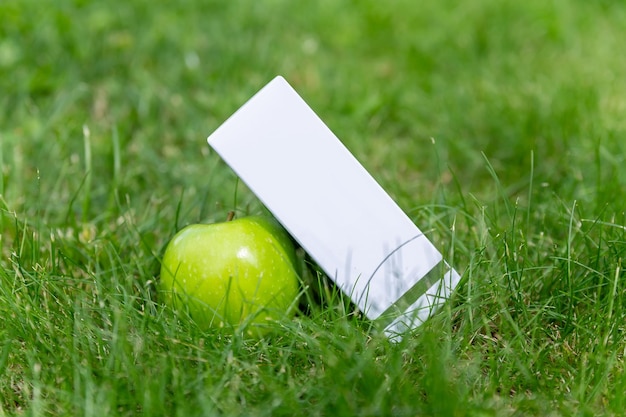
[159,216,300,336]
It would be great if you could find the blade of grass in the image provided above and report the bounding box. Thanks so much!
[82,124,92,224]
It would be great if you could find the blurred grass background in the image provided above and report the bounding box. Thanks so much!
[1,0,625,415]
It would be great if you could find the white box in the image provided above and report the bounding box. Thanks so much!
[207,76,461,338]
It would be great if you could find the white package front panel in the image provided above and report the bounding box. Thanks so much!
[207,76,459,326]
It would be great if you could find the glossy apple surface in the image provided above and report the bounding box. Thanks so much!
[160,216,300,336]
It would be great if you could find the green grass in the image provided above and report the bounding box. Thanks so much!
[1,0,625,415]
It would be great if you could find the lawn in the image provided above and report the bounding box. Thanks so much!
[1,0,625,415]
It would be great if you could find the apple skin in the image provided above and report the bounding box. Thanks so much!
[159,216,300,336]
